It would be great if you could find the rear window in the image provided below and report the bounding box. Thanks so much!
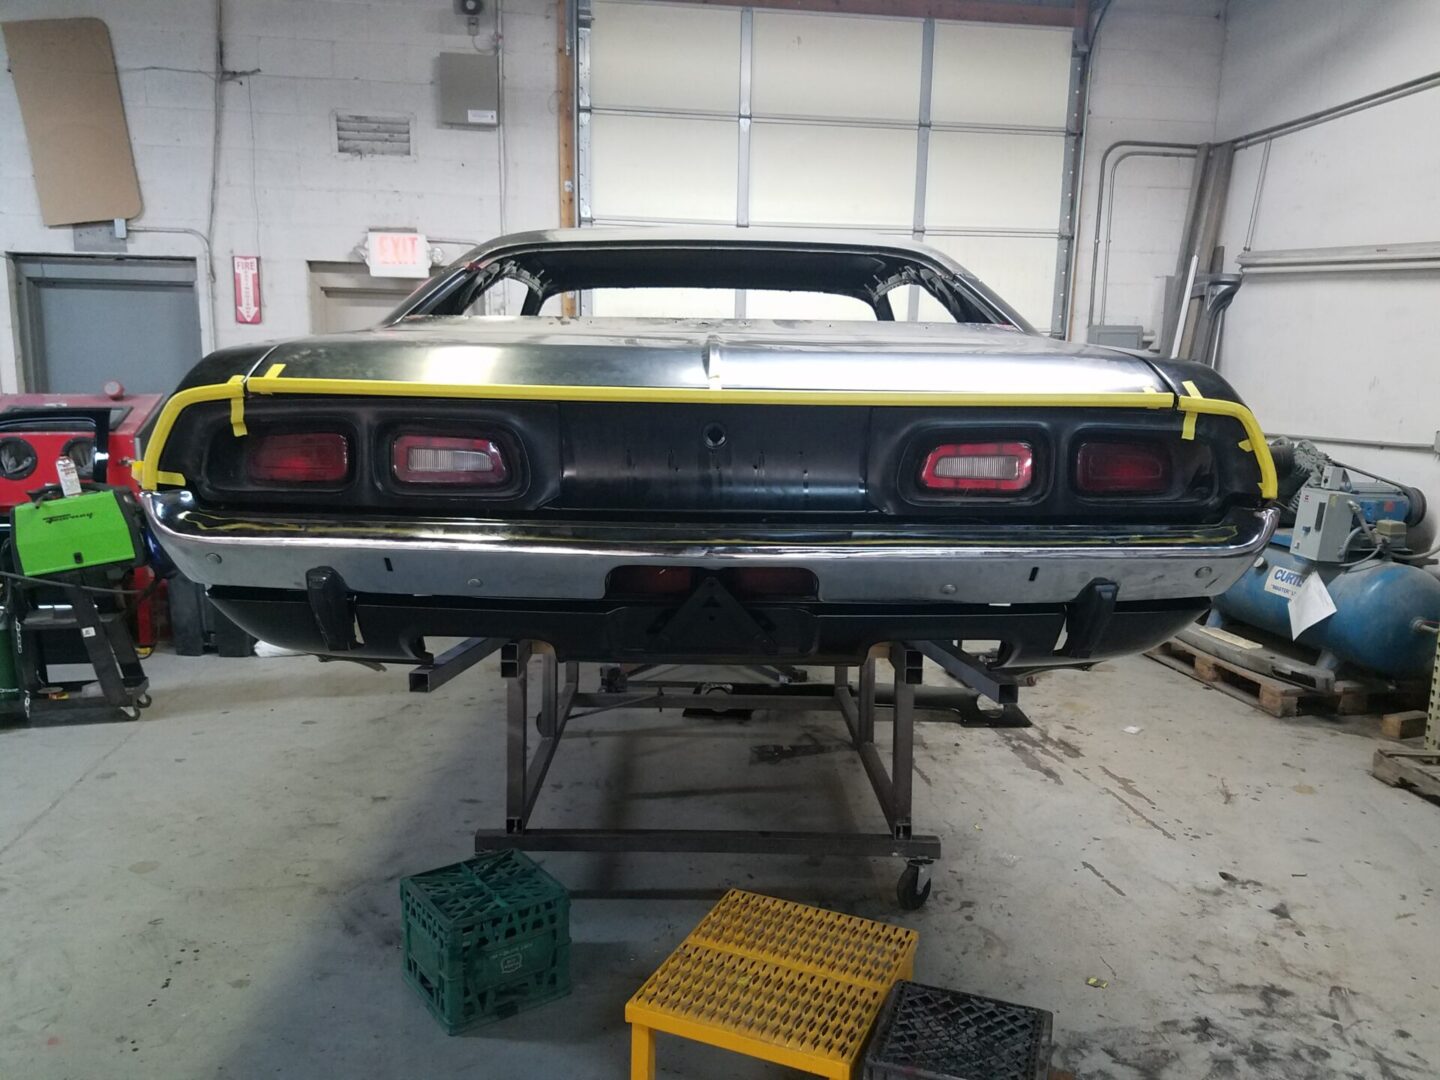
[537,288,877,320]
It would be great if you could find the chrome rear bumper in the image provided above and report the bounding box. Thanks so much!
[144,492,1277,606]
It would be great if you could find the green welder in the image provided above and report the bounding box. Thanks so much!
[2,410,152,723]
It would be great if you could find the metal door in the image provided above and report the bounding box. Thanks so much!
[307,261,420,333]
[12,255,202,395]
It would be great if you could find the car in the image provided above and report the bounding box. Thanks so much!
[137,228,1278,676]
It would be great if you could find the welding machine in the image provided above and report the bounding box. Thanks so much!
[10,488,145,578]
[2,409,152,723]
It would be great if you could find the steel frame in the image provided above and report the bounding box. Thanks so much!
[415,640,1008,883]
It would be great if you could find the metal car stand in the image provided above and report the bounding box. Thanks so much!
[410,637,1027,909]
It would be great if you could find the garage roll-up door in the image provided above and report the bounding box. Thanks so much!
[581,1,1078,331]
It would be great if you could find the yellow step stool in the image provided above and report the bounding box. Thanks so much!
[625,889,918,1079]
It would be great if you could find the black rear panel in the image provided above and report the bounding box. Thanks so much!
[162,397,1262,524]
[554,402,870,512]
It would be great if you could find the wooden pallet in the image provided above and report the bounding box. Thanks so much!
[1147,636,1425,719]
[1176,624,1339,690]
[1372,748,1440,801]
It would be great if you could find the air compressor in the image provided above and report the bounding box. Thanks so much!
[1211,439,1440,678]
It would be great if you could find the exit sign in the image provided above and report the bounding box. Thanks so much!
[366,231,431,278]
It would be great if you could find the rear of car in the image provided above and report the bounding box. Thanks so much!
[136,231,1276,670]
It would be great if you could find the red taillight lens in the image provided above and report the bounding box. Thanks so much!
[920,441,1034,493]
[392,435,509,486]
[607,566,695,596]
[1075,441,1170,494]
[247,432,350,484]
[724,567,817,599]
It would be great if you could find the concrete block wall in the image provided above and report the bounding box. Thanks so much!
[1213,0,1440,512]
[1067,0,1224,341]
[0,0,560,393]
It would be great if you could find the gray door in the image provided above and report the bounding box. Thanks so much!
[12,256,203,395]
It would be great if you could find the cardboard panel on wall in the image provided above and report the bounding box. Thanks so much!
[2,17,143,226]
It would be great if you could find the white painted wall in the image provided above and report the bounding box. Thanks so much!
[1068,0,1224,342]
[1214,0,1440,512]
[0,0,560,393]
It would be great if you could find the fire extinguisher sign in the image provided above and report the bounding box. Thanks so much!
[233,255,262,324]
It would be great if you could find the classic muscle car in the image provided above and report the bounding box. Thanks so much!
[138,229,1278,673]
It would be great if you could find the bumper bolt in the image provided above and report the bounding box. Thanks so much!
[206,552,222,564]
[939,583,957,595]
[467,577,483,588]
[1194,565,1212,578]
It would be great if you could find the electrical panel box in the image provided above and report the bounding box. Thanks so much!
[1290,487,1360,563]
[1291,466,1416,564]
[1089,325,1145,350]
[438,52,499,128]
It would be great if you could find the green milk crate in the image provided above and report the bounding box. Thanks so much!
[401,850,571,1034]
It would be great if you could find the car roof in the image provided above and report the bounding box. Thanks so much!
[461,227,967,273]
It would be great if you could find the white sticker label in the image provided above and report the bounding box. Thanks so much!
[81,626,98,638]
[1263,565,1304,599]
[56,456,82,497]
[467,108,497,125]
[1289,572,1337,639]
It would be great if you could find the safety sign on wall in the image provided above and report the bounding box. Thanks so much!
[233,255,262,325]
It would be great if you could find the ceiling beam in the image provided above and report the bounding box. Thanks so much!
[662,0,1080,29]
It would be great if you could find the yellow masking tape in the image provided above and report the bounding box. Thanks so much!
[228,375,248,436]
[1176,394,1277,498]
[1180,379,1202,441]
[135,380,247,491]
[138,372,1278,500]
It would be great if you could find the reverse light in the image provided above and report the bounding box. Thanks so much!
[247,432,351,484]
[920,441,1034,493]
[1075,441,1170,494]
[392,434,509,486]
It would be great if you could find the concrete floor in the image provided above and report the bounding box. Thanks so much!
[1,649,1437,1079]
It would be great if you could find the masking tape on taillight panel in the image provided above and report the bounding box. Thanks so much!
[135,379,248,490]
[136,376,1277,500]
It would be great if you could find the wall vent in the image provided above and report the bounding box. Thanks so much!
[335,113,412,157]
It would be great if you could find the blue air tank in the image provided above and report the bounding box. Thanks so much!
[1213,542,1440,677]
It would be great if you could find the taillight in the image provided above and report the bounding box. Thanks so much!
[607,566,695,596]
[247,432,351,484]
[392,434,509,486]
[1075,441,1170,494]
[724,567,817,599]
[920,441,1034,493]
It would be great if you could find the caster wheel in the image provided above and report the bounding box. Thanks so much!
[896,861,933,910]
[136,693,153,709]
